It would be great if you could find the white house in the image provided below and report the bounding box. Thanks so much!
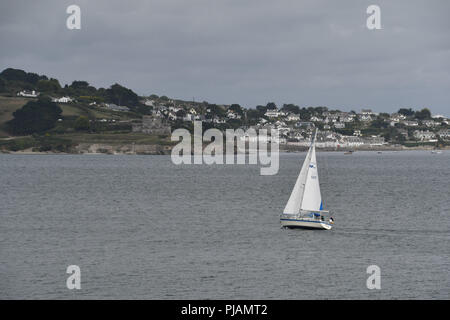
[422,120,440,127]
[328,114,340,122]
[310,116,323,122]
[184,113,195,122]
[17,90,39,98]
[52,96,73,103]
[143,99,155,107]
[227,111,242,119]
[341,136,365,147]
[264,110,279,118]
[286,113,300,122]
[358,114,373,122]
[402,120,419,127]
[213,117,226,124]
[361,109,375,115]
[437,129,450,139]
[364,136,385,146]
[169,106,181,113]
[414,130,436,141]
[258,118,268,125]
[341,115,355,123]
[390,113,406,122]
[168,112,177,121]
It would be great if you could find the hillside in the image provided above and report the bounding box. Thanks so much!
[0,95,172,153]
[1,67,449,153]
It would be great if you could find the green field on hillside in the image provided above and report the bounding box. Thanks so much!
[0,96,140,134]
[0,96,30,123]
[63,132,173,145]
[0,96,174,151]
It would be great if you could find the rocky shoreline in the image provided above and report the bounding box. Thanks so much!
[1,142,448,155]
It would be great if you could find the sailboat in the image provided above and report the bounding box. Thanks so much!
[280,129,334,230]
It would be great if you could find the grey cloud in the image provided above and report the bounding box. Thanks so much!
[0,0,449,115]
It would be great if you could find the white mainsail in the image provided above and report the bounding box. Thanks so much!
[300,143,322,211]
[283,130,323,214]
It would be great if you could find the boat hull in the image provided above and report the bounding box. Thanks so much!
[280,218,332,230]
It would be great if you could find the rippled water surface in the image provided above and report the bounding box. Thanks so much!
[1,151,449,299]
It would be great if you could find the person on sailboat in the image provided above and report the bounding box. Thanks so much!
[329,217,334,224]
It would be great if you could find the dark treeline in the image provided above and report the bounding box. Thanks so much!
[0,68,139,107]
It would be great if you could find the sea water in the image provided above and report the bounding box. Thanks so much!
[0,151,449,299]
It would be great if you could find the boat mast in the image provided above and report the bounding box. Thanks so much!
[299,129,317,209]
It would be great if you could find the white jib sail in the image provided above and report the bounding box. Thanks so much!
[283,131,323,214]
[282,142,313,214]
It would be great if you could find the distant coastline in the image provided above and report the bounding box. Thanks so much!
[1,68,449,155]
[1,142,448,156]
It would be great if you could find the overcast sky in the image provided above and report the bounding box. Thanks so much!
[1,0,449,115]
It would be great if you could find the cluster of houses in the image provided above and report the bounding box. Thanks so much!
[413,129,450,142]
[138,98,450,144]
[14,91,449,145]
[302,131,385,148]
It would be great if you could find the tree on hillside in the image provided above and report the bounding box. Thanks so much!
[37,78,62,93]
[0,68,49,94]
[176,109,187,118]
[74,116,90,131]
[312,106,328,114]
[105,83,139,106]
[0,68,47,85]
[64,80,98,97]
[0,77,5,92]
[370,118,389,129]
[256,105,268,117]
[7,96,62,135]
[281,104,300,114]
[415,108,431,120]
[70,81,89,89]
[229,104,243,114]
[299,107,311,121]
[0,68,28,82]
[397,108,415,117]
[266,102,277,110]
[207,104,226,117]
[246,109,260,121]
